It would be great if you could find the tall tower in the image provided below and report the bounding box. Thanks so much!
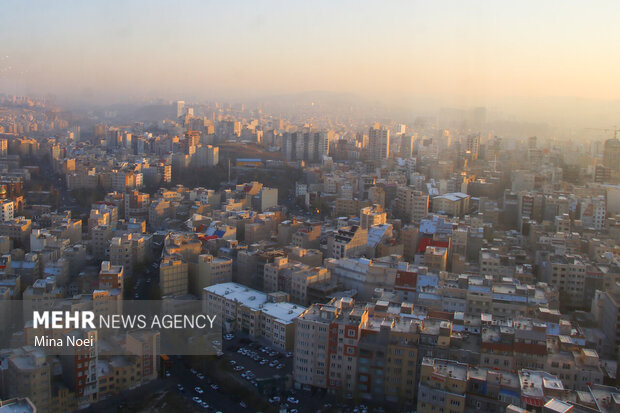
[368,123,390,161]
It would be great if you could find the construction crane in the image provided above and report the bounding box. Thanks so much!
[586,127,620,139]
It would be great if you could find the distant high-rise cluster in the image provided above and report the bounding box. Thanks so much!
[281,130,329,162]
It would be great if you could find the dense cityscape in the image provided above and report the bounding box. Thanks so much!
[0,93,618,413]
[3,1,620,412]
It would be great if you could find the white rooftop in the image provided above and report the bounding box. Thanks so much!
[205,282,306,324]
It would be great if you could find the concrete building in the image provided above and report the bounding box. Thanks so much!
[325,257,402,300]
[395,186,429,223]
[109,233,148,277]
[264,256,331,304]
[189,254,233,296]
[417,358,468,413]
[98,261,124,293]
[61,329,98,406]
[424,246,448,272]
[541,254,587,309]
[281,130,329,162]
[327,226,368,259]
[159,256,188,297]
[580,196,606,230]
[252,187,278,212]
[124,190,150,221]
[431,192,471,217]
[203,282,306,350]
[6,347,51,412]
[369,123,390,162]
[360,204,387,229]
[291,222,321,249]
[0,199,14,222]
[0,217,32,248]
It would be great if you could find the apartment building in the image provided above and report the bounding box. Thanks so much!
[0,217,32,248]
[124,190,150,221]
[291,222,321,249]
[327,225,368,259]
[98,261,124,293]
[203,282,306,350]
[294,299,350,389]
[264,256,331,305]
[431,193,471,217]
[61,330,98,406]
[5,347,51,412]
[417,358,468,413]
[394,186,429,223]
[159,256,188,297]
[541,254,587,309]
[188,254,233,295]
[90,225,114,260]
[0,199,14,222]
[360,204,387,229]
[109,233,148,276]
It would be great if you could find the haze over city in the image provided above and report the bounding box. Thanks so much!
[5,2,620,413]
[2,0,620,131]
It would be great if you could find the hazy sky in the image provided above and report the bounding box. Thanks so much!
[2,0,620,107]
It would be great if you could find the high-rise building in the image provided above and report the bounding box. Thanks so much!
[368,123,390,161]
[400,134,415,158]
[174,100,185,118]
[464,134,480,160]
[281,130,329,162]
[603,138,620,173]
